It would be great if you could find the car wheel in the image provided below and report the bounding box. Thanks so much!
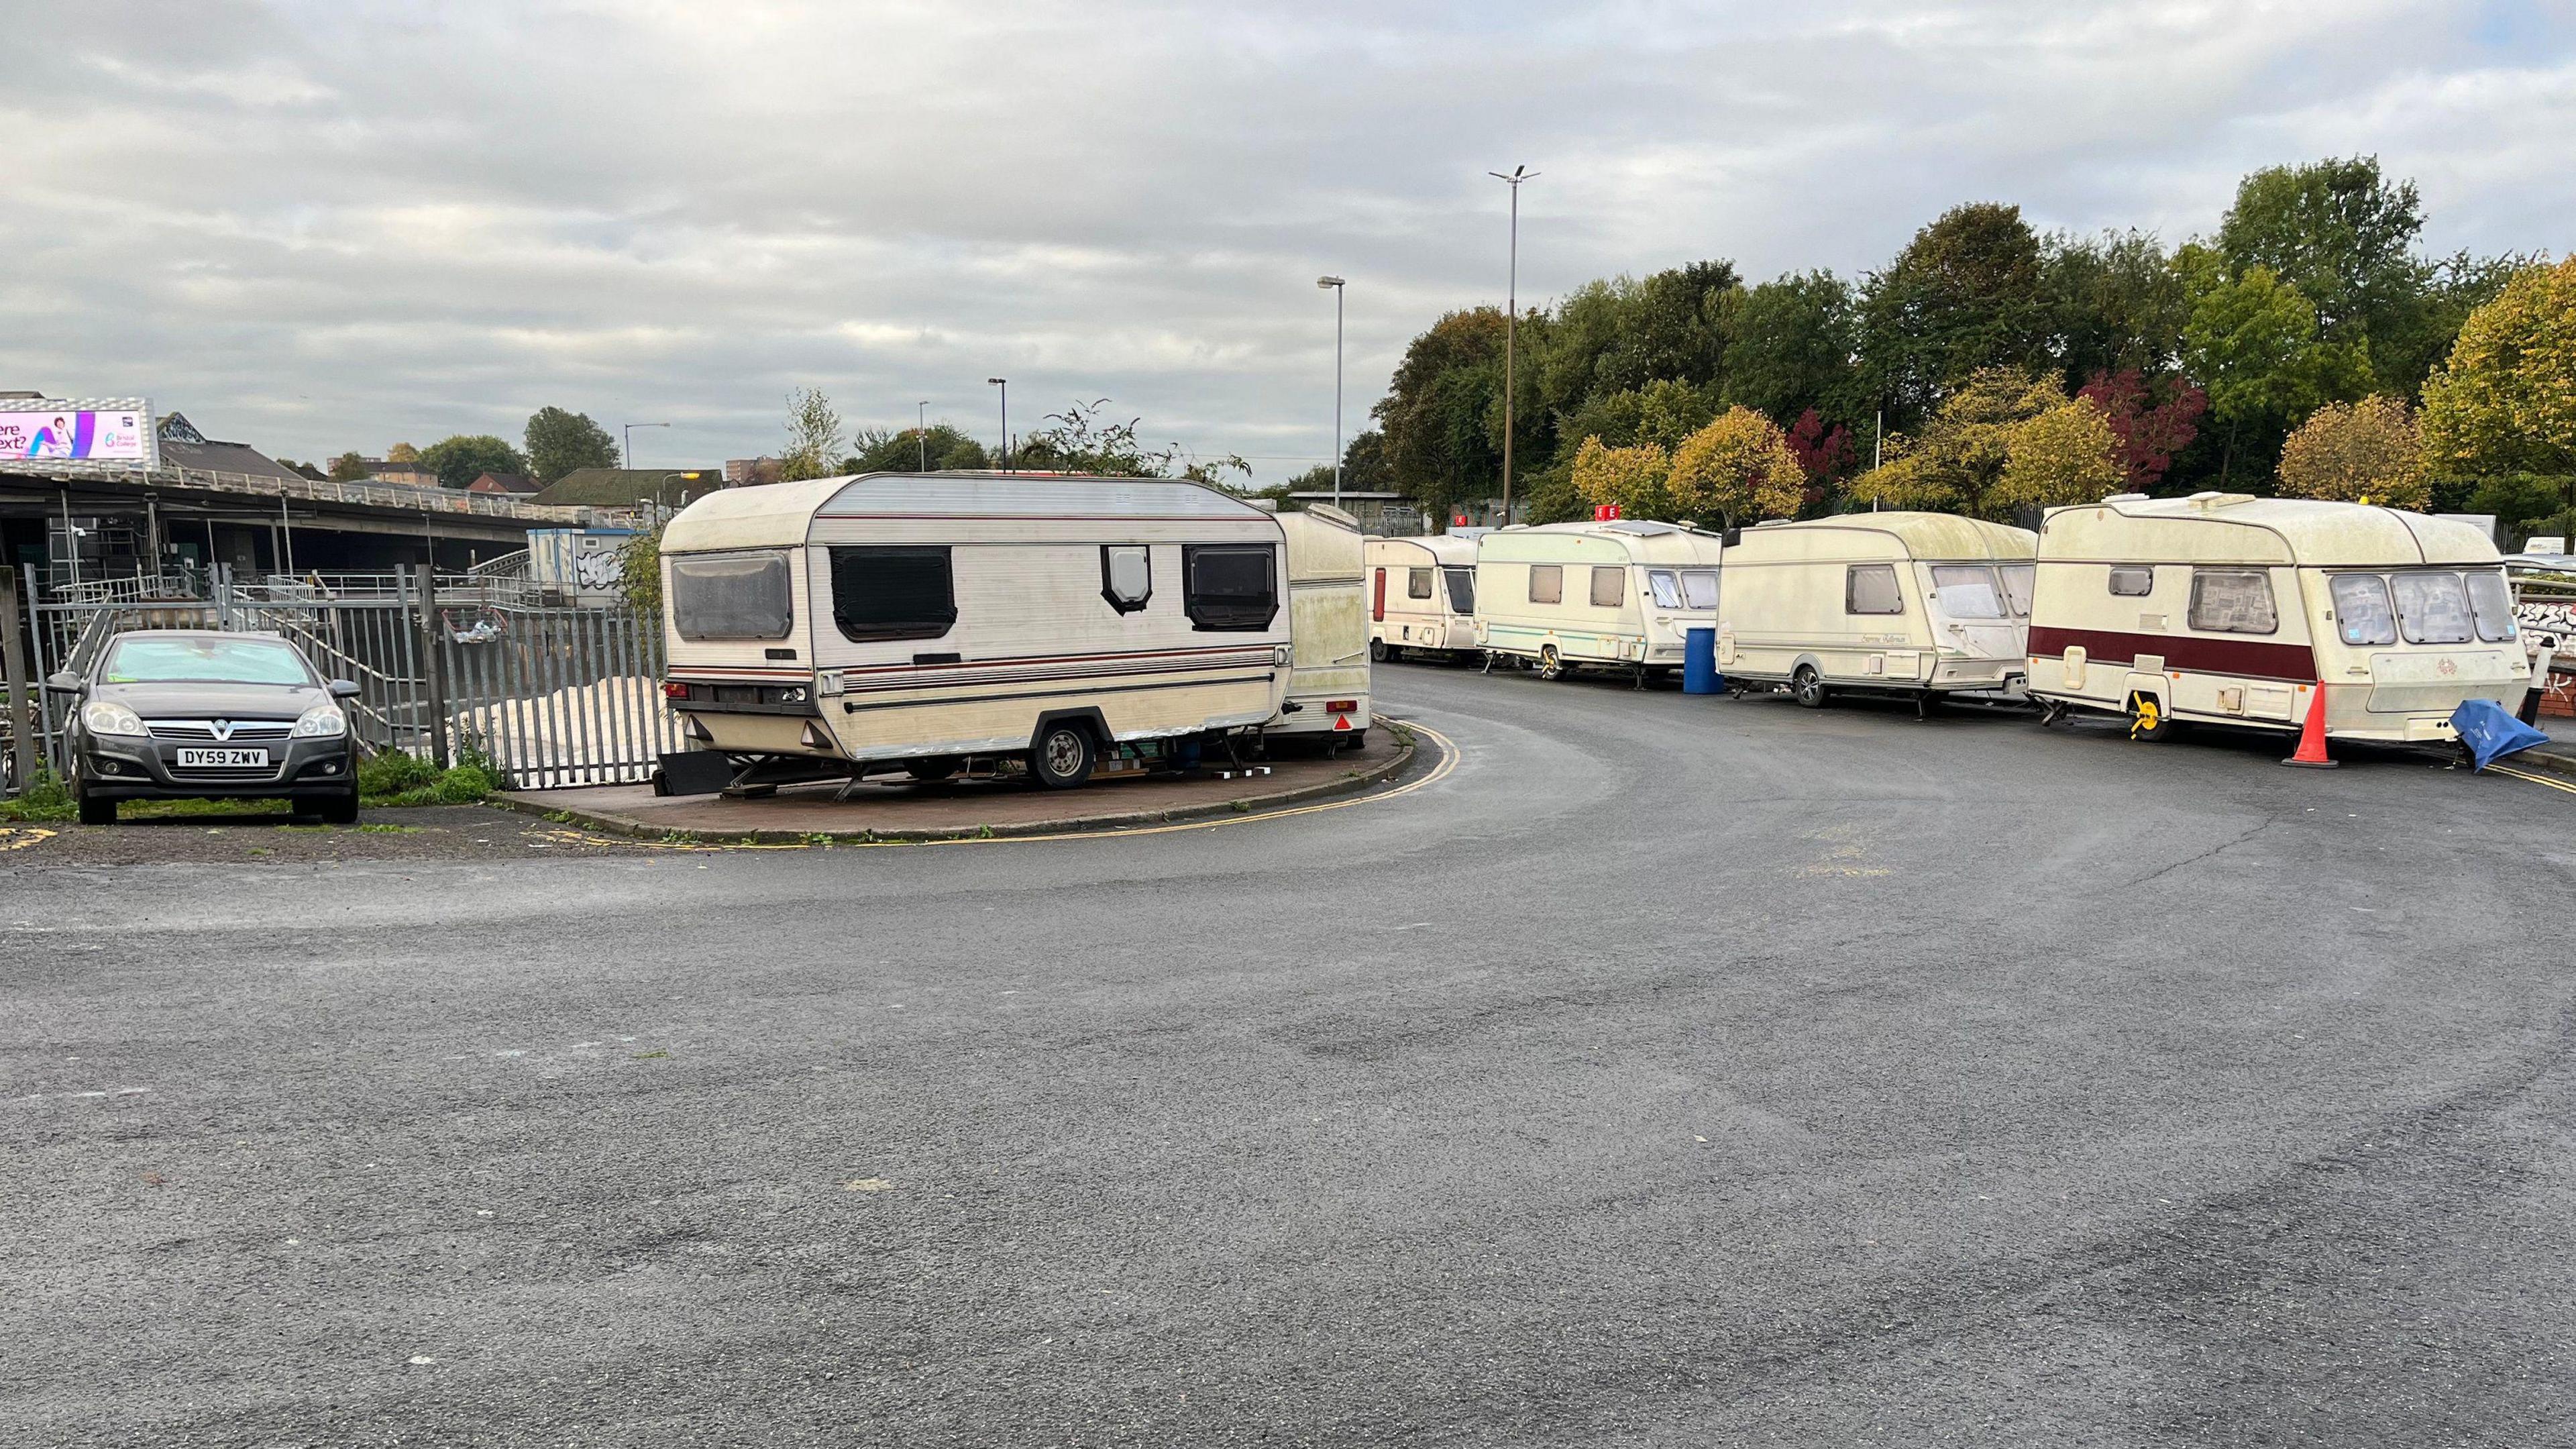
[75,779,116,826]
[1028,722,1095,790]
[320,788,360,825]
[1792,665,1829,709]
[1369,638,1387,663]
[906,756,961,782]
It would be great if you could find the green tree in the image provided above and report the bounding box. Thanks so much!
[1850,368,2117,519]
[2276,396,2430,509]
[2181,265,2365,486]
[777,388,846,482]
[523,407,620,484]
[845,423,989,473]
[2422,257,2576,479]
[1860,203,2052,421]
[1722,270,1865,429]
[2216,157,2425,350]
[1534,262,1739,422]
[1008,398,1246,484]
[1376,307,1509,520]
[1667,407,1805,525]
[2043,229,2190,385]
[618,524,663,616]
[417,434,528,490]
[1554,378,1717,460]
[327,451,369,482]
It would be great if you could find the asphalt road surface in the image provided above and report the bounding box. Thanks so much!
[7,665,2573,1448]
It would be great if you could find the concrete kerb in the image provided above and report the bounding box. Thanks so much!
[486,735,1420,846]
[2514,740,2576,783]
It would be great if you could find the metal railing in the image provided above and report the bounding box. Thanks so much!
[7,461,595,523]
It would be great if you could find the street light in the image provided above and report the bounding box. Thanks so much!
[1317,276,1346,508]
[622,421,669,472]
[657,470,704,519]
[918,400,930,472]
[1487,164,1536,527]
[987,378,1008,472]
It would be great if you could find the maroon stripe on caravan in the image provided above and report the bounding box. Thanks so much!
[2027,625,2318,684]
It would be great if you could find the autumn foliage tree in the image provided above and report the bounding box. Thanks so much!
[2422,256,2576,481]
[1568,436,1674,521]
[2273,396,2430,508]
[1850,368,2121,519]
[2077,370,2207,492]
[1668,407,1806,525]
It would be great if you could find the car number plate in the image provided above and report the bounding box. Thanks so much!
[177,747,269,767]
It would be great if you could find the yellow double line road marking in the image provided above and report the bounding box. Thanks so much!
[547,721,1462,852]
[2487,762,2576,796]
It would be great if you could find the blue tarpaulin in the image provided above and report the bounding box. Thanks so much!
[2451,698,2549,770]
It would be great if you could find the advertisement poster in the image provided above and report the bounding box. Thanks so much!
[0,400,155,464]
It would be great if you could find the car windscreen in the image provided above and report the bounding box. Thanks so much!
[1929,566,2005,619]
[102,635,311,686]
[1442,567,1475,614]
[672,551,794,641]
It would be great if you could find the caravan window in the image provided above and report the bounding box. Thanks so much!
[2329,574,2398,646]
[1997,564,2033,616]
[1100,545,1152,614]
[2108,567,2153,597]
[1681,569,1719,610]
[2466,570,2518,642]
[1647,570,1683,609]
[2392,570,2473,645]
[1590,566,1625,608]
[1407,568,1434,600]
[830,546,955,642]
[1181,544,1277,631]
[1929,566,2005,619]
[1845,564,1902,615]
[1442,568,1476,614]
[671,551,792,641]
[2188,569,2277,635]
[1528,565,1562,604]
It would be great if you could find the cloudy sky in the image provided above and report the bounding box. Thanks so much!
[5,0,2569,482]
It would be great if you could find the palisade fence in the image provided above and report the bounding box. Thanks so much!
[5,564,682,793]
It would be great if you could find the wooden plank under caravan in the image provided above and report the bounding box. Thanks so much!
[656,472,1292,790]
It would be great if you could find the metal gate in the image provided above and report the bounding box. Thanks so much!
[6,564,679,793]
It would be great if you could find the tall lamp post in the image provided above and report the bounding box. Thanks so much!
[987,378,1008,472]
[917,400,930,472]
[1317,275,1346,508]
[622,421,669,472]
[1487,164,1536,527]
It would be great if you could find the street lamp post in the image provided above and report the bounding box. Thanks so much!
[1317,275,1346,508]
[1487,164,1536,527]
[917,401,930,472]
[657,470,704,520]
[987,379,1008,472]
[622,421,669,472]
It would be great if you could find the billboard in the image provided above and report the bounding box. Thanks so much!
[0,398,156,466]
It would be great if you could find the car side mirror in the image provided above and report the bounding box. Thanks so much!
[43,672,82,696]
[329,679,362,699]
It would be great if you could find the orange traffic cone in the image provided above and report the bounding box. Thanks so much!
[2281,684,2337,768]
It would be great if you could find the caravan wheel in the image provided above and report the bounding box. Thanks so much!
[1792,665,1829,709]
[1030,723,1096,790]
[1369,638,1388,663]
[1536,645,1566,681]
[2127,693,2178,743]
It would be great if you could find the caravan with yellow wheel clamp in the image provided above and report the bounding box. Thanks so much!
[2023,492,2528,745]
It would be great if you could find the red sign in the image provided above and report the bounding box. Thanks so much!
[1454,514,1468,527]
[1593,503,1623,521]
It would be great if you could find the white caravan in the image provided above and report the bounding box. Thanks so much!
[658,472,1292,789]
[1473,521,1725,681]
[1715,512,2037,710]
[1365,533,1479,661]
[2025,492,2528,745]
[1269,505,1372,746]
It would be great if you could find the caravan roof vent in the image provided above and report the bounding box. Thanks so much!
[1752,519,1793,528]
[2103,492,2149,503]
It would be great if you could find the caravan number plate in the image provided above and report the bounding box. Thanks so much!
[176,748,269,768]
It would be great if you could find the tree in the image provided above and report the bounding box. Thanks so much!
[1849,368,2118,519]
[845,423,989,474]
[1988,397,2125,513]
[1723,270,1866,428]
[1859,203,2052,421]
[1534,262,1739,422]
[1008,398,1245,483]
[2077,370,2207,492]
[523,407,619,484]
[1376,307,1509,520]
[2422,257,2576,480]
[777,388,846,482]
[1784,409,1855,508]
[2275,396,2429,508]
[1553,378,1715,459]
[385,442,421,463]
[327,451,369,482]
[1569,437,1674,521]
[2181,265,2364,486]
[618,525,663,616]
[2043,229,2190,385]
[417,434,527,490]
[2217,157,2426,351]
[1667,407,1805,525]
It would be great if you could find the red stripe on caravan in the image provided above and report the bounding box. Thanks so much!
[2027,625,2317,683]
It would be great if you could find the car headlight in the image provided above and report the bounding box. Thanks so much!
[292,703,348,739]
[80,700,147,737]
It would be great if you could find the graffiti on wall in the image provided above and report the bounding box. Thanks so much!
[573,549,623,593]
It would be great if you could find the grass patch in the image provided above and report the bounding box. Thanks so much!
[0,769,74,822]
[358,750,498,808]
[356,822,421,835]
